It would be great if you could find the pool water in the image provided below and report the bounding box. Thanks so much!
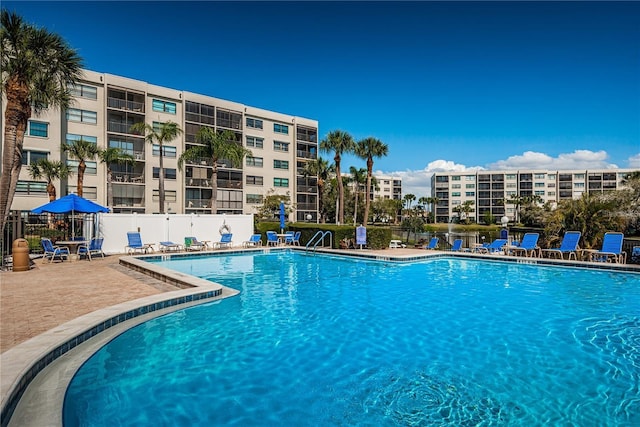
[64,252,640,426]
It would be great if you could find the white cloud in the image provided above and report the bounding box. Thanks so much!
[489,150,618,170]
[628,153,640,168]
[379,160,484,197]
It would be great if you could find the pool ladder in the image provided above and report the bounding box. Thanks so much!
[306,230,333,252]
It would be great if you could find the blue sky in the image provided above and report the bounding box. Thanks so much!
[5,1,639,196]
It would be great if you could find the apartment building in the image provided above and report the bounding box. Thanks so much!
[4,70,319,222]
[372,175,402,201]
[431,169,636,223]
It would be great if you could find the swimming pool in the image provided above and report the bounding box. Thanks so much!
[64,251,639,426]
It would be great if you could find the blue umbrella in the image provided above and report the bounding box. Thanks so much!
[279,201,286,234]
[32,194,109,237]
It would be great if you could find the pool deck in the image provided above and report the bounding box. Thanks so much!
[1,247,638,426]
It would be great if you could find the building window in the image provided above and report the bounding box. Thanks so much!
[67,108,97,124]
[274,178,289,187]
[574,173,585,179]
[152,99,177,114]
[452,192,461,197]
[274,123,289,134]
[274,159,289,170]
[246,194,263,204]
[21,150,48,165]
[246,136,264,148]
[506,191,517,196]
[574,182,585,188]
[506,174,517,180]
[535,191,545,196]
[452,200,461,205]
[66,134,97,145]
[465,175,475,181]
[535,182,545,188]
[16,181,47,195]
[451,184,461,189]
[69,83,97,99]
[451,176,461,181]
[273,141,289,152]
[246,175,263,186]
[152,190,177,202]
[153,167,177,180]
[466,192,475,196]
[548,191,556,196]
[68,186,97,199]
[152,145,177,158]
[534,173,546,179]
[246,117,263,129]
[246,156,263,167]
[466,184,475,189]
[28,121,48,137]
[66,160,97,175]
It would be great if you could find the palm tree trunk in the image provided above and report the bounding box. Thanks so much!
[210,166,218,214]
[0,80,31,232]
[158,142,165,214]
[364,157,373,225]
[106,168,114,208]
[353,188,358,225]
[77,161,86,197]
[335,154,343,224]
[47,180,56,201]
[317,181,324,223]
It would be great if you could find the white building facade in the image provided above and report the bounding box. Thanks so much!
[3,70,320,222]
[431,169,636,223]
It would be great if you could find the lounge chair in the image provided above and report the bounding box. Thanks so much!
[215,233,233,249]
[159,241,183,252]
[509,233,540,257]
[591,232,626,263]
[541,231,581,260]
[283,231,295,245]
[450,239,464,252]
[41,238,70,263]
[476,239,507,254]
[126,232,154,254]
[184,236,206,251]
[266,231,279,246]
[77,238,105,261]
[243,234,262,248]
[291,231,301,246]
[424,237,439,250]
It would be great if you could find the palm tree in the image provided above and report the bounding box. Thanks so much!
[355,137,388,225]
[0,10,83,232]
[61,138,99,197]
[460,200,475,224]
[320,130,355,224]
[178,128,251,214]
[301,156,330,223]
[98,147,134,208]
[403,193,416,210]
[348,166,367,225]
[28,159,72,201]
[130,121,182,214]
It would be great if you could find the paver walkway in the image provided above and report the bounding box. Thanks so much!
[0,255,177,353]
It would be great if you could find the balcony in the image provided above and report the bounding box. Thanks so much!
[218,179,243,189]
[107,97,145,113]
[107,121,144,136]
[113,172,144,184]
[186,178,210,187]
[186,199,211,209]
[296,150,317,160]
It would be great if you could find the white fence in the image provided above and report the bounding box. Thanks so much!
[95,213,254,254]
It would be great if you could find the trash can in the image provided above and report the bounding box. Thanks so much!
[12,238,30,272]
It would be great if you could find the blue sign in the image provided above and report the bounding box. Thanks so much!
[356,226,367,246]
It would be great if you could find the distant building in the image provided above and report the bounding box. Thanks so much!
[4,70,319,221]
[430,169,636,223]
[372,175,402,201]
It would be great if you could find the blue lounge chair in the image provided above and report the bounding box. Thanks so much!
[424,237,439,250]
[542,231,581,260]
[41,238,70,263]
[266,231,279,246]
[243,234,262,248]
[450,239,463,252]
[283,231,296,245]
[291,231,301,246]
[510,233,540,257]
[476,239,507,254]
[159,241,183,252]
[215,233,233,249]
[185,236,206,251]
[78,238,105,260]
[591,232,626,264]
[126,232,153,254]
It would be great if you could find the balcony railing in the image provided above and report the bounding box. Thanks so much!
[186,199,211,209]
[107,121,144,135]
[296,150,317,160]
[218,179,242,189]
[186,178,210,187]
[107,97,145,113]
[296,203,317,211]
[113,198,145,207]
[113,172,144,183]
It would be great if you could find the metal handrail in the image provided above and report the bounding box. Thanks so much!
[305,230,332,252]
